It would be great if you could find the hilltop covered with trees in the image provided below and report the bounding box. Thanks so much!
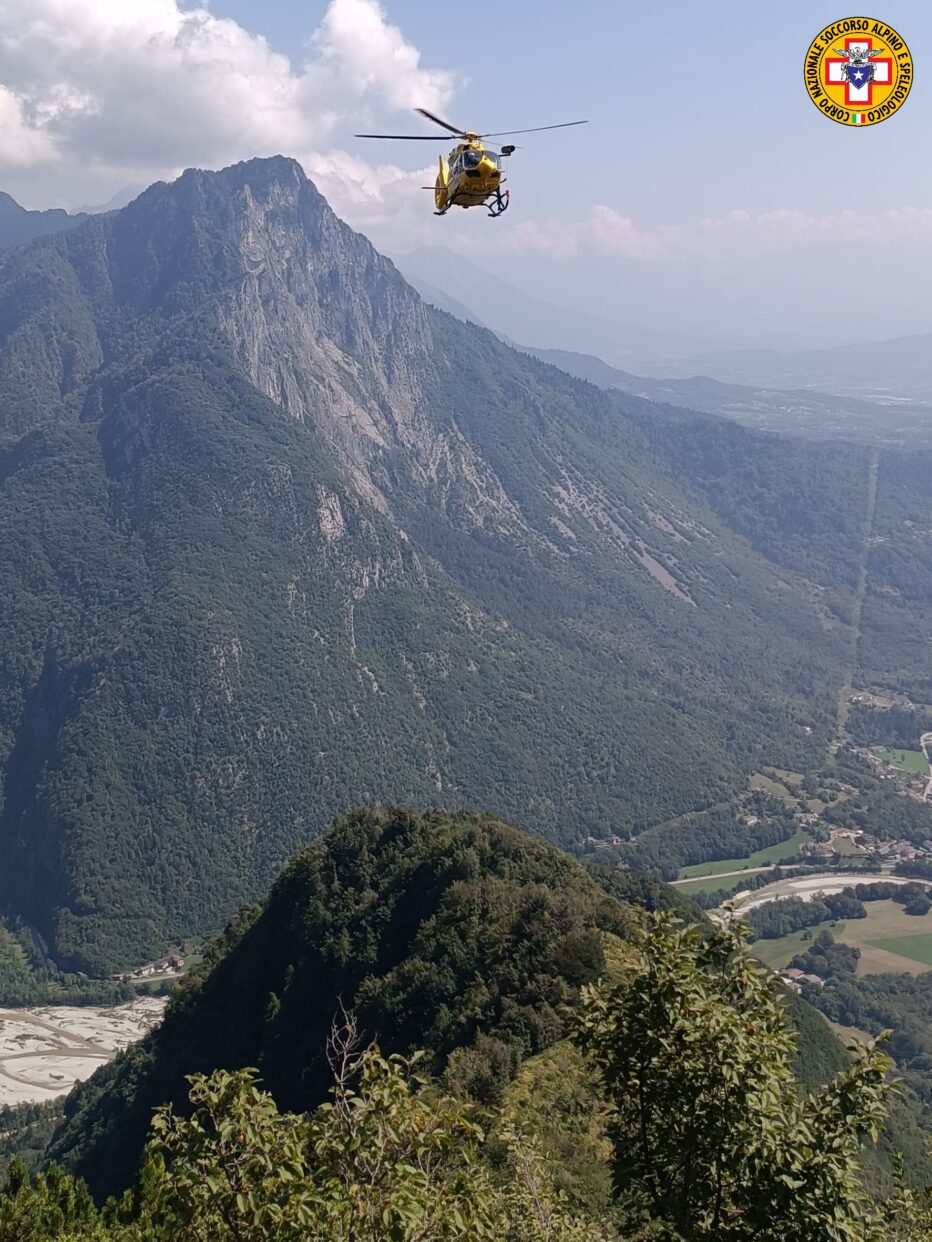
[3,909,931,1240]
[25,810,925,1216]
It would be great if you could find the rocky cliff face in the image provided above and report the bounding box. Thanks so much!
[0,158,866,971]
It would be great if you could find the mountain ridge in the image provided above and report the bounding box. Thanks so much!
[392,245,725,366]
[0,190,89,249]
[520,344,932,448]
[645,332,932,403]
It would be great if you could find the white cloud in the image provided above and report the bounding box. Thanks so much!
[305,0,453,115]
[0,86,56,168]
[0,0,454,210]
[3,0,924,270]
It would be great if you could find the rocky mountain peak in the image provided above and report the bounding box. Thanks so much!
[105,157,442,511]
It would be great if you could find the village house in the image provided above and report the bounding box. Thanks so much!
[794,812,820,827]
[800,841,833,858]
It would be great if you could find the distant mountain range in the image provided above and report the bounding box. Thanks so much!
[520,345,932,448]
[392,245,723,368]
[645,335,932,405]
[399,254,932,446]
[0,192,89,248]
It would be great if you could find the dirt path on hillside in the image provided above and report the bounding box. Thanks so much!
[922,732,932,803]
[832,451,879,753]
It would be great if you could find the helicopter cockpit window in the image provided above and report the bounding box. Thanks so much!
[462,149,483,168]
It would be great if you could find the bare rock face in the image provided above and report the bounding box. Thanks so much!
[214,164,432,511]
[203,160,524,538]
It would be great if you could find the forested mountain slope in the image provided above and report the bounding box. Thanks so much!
[0,156,914,973]
[50,808,923,1205]
[0,191,88,249]
[523,344,932,449]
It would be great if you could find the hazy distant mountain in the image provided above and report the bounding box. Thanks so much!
[0,156,889,974]
[645,335,932,405]
[392,245,723,368]
[399,254,932,445]
[402,270,490,327]
[524,345,932,448]
[0,191,89,248]
[73,186,142,215]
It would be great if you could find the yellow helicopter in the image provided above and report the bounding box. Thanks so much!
[355,108,587,218]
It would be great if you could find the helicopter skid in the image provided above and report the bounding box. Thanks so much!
[434,187,509,218]
[486,188,510,218]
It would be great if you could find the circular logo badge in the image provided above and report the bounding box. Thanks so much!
[805,17,913,126]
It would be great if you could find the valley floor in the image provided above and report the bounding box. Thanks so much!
[0,997,165,1106]
[733,872,917,913]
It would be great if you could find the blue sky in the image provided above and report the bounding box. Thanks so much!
[1,1,930,346]
[204,1,932,344]
[207,0,931,220]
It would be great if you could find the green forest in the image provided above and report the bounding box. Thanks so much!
[810,971,932,1133]
[1,834,932,1242]
[0,920,132,1008]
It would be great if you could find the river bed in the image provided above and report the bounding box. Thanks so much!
[0,996,166,1106]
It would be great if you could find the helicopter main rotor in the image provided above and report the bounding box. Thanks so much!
[355,108,588,148]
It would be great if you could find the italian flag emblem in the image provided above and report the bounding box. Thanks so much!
[850,112,866,125]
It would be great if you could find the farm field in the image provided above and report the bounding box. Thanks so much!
[674,871,766,896]
[868,934,932,968]
[830,836,863,856]
[750,921,849,971]
[767,768,806,786]
[877,748,929,775]
[750,900,932,976]
[677,829,812,882]
[748,772,799,806]
[829,1022,871,1047]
